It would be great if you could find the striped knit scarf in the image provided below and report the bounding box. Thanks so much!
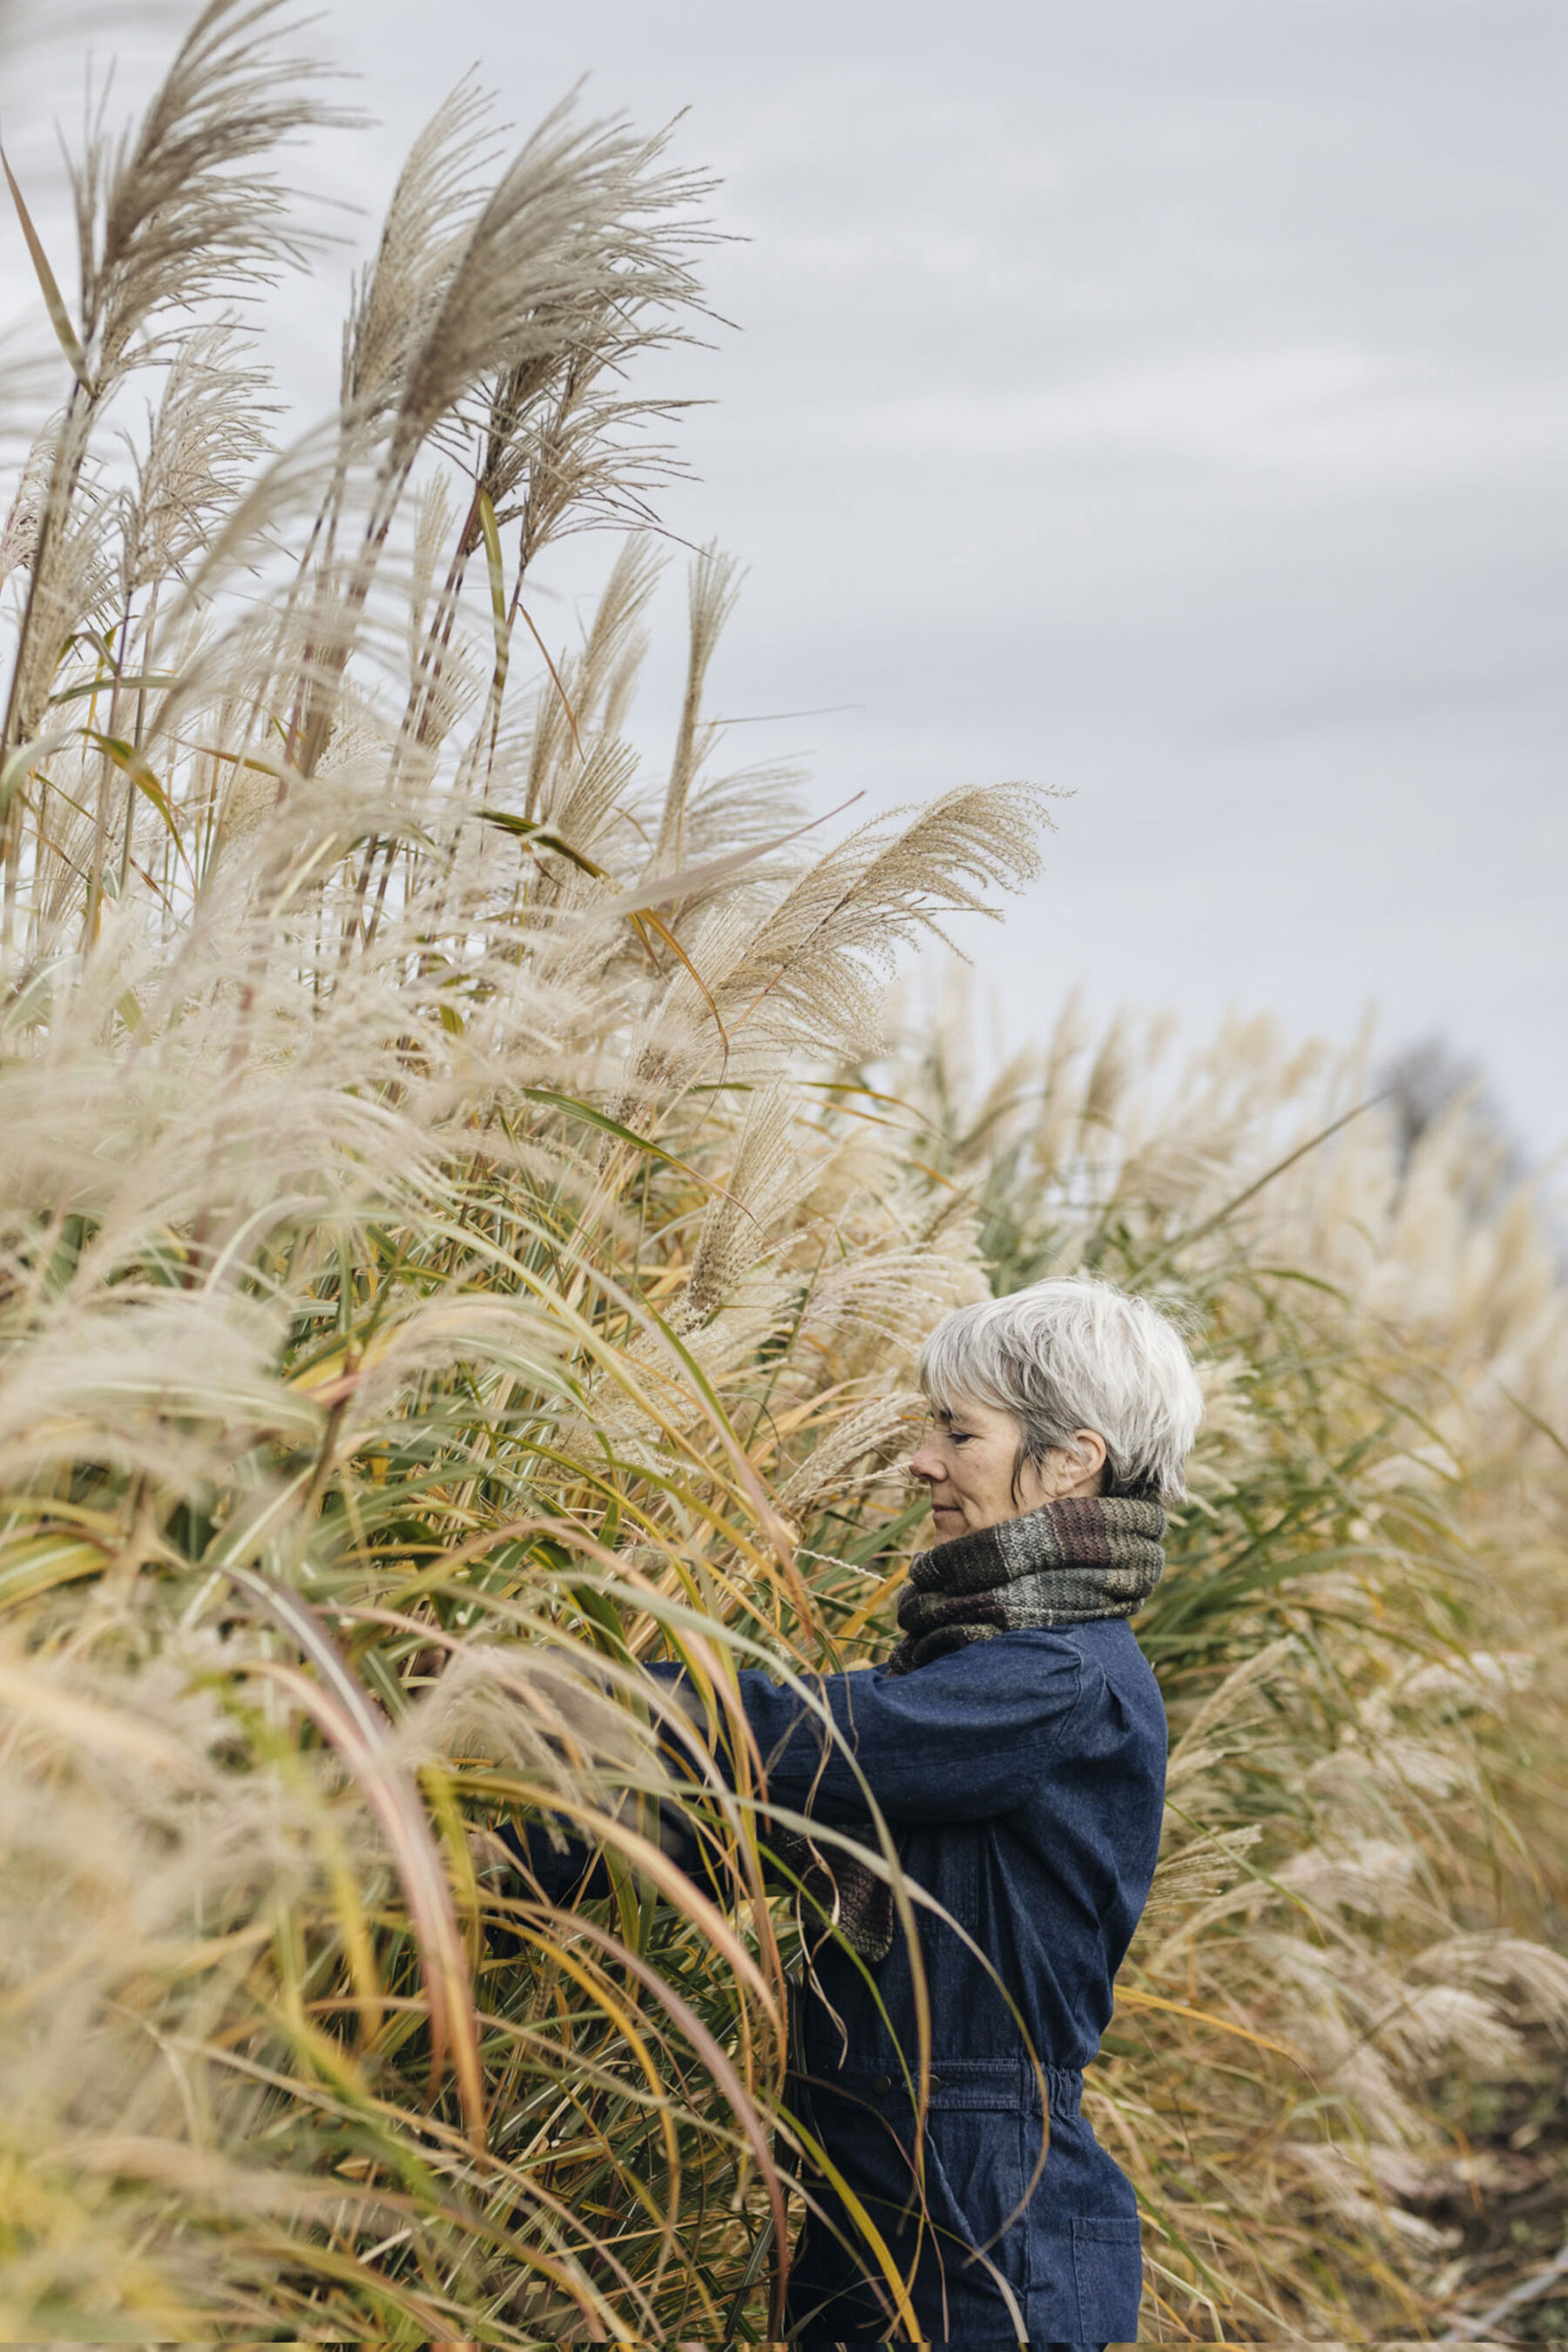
[779,1494,1166,1965]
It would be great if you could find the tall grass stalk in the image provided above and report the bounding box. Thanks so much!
[2,7,1564,2341]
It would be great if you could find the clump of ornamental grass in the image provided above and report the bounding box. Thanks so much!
[2,4,1565,2344]
[0,4,1047,2338]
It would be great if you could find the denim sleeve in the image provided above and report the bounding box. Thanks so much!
[651,1637,1083,1825]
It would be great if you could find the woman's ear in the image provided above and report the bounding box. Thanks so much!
[1059,1429,1108,1497]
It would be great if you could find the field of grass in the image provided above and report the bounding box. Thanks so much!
[2,4,1564,2339]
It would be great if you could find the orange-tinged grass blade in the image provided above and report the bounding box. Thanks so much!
[222,1565,486,2146]
[178,738,284,780]
[783,2110,923,2340]
[549,1904,790,2305]
[171,2024,635,2334]
[496,1778,781,2035]
[244,1654,485,2145]
[515,1931,684,2285]
[84,733,194,877]
[517,601,584,760]
[629,905,729,1052]
[835,1562,908,1642]
[1115,1985,1308,2066]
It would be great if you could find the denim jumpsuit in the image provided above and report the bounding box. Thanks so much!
[507,1622,1165,2348]
[717,1625,1166,2348]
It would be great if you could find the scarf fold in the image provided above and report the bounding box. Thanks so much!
[775,1494,1166,1966]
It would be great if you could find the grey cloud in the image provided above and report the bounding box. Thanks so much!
[3,0,1560,1152]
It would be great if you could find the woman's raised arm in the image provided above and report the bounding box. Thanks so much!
[652,1633,1085,1826]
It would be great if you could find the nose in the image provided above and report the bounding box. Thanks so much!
[908,1442,942,1484]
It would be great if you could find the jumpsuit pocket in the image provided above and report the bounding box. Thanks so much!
[1071,2212,1144,2343]
[918,2105,1033,2337]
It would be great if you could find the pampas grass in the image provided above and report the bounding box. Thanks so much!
[874,990,1568,2339]
[1,4,1564,2341]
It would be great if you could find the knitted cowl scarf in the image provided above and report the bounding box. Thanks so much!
[776,1493,1166,1966]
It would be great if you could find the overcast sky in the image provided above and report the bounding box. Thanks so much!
[7,0,1565,1156]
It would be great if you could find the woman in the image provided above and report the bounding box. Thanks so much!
[505,1275,1201,2347]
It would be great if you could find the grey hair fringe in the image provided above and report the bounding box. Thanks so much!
[917,1274,1203,1504]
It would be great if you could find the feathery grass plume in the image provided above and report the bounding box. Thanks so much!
[618,781,1056,1106]
[408,114,680,443]
[115,321,275,604]
[653,542,742,869]
[522,531,664,826]
[0,0,345,849]
[341,77,498,431]
[774,1388,925,1521]
[71,0,345,383]
[680,1085,802,1327]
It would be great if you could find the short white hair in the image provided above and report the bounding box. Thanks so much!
[917,1275,1203,1504]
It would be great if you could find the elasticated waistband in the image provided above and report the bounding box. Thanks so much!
[803,2055,1084,2119]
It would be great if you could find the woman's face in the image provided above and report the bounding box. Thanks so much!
[908,1397,1106,1538]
